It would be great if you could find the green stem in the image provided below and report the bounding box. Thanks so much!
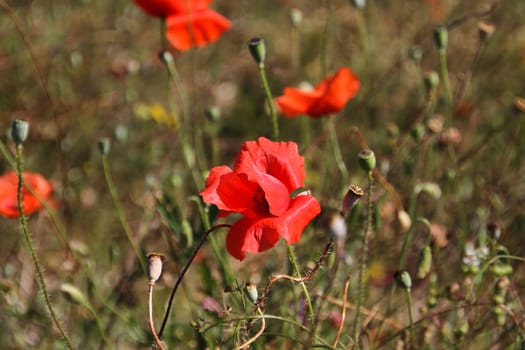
[327,117,349,184]
[101,154,147,275]
[286,243,315,325]
[438,49,453,127]
[405,288,416,347]
[352,171,373,347]
[15,145,74,350]
[257,63,279,140]
[158,224,231,338]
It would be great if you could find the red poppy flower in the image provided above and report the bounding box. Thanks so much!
[200,137,321,260]
[134,0,231,51]
[275,67,360,118]
[0,171,55,218]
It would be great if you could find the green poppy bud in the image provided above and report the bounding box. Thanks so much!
[11,119,29,146]
[433,25,448,51]
[289,8,303,28]
[60,283,90,308]
[408,46,423,64]
[424,71,440,92]
[159,50,174,65]
[358,149,376,172]
[98,138,111,155]
[351,0,366,9]
[416,245,432,279]
[248,37,266,66]
[394,270,412,290]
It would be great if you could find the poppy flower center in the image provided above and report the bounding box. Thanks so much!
[252,187,270,215]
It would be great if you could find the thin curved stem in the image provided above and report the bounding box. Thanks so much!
[257,63,279,140]
[405,288,416,347]
[352,170,373,347]
[238,308,266,349]
[158,223,232,337]
[149,282,166,350]
[15,145,74,350]
[101,154,147,275]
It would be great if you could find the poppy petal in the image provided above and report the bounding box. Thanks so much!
[226,217,281,260]
[165,9,231,51]
[225,194,320,260]
[275,67,360,118]
[236,137,305,192]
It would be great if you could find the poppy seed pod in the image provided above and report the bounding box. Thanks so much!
[289,8,303,27]
[394,270,412,290]
[416,245,433,279]
[248,37,266,66]
[351,0,366,9]
[159,50,174,65]
[358,149,376,172]
[244,283,259,304]
[147,252,165,283]
[424,71,440,92]
[98,138,111,155]
[342,184,364,215]
[11,119,29,146]
[433,25,448,51]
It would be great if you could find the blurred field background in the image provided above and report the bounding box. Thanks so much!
[1,0,525,349]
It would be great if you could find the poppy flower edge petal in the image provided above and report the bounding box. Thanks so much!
[200,165,233,206]
[279,195,321,244]
[226,217,281,260]
[275,88,320,117]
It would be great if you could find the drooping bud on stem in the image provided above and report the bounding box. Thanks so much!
[394,270,412,290]
[244,282,259,304]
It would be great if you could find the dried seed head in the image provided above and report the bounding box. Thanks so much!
[512,97,525,115]
[341,184,364,215]
[147,252,165,283]
[244,283,259,304]
[478,21,495,42]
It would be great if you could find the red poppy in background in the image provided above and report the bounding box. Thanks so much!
[200,137,321,260]
[134,0,231,51]
[275,67,360,118]
[0,171,55,218]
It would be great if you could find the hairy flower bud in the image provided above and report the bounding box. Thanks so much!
[11,119,29,146]
[248,37,266,66]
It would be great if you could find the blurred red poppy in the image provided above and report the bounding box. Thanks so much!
[0,171,55,218]
[275,67,360,118]
[200,137,321,260]
[134,0,231,51]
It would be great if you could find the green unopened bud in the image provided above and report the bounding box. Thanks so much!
[11,119,29,146]
[408,46,423,64]
[487,222,501,240]
[453,321,469,340]
[358,149,376,172]
[490,263,513,277]
[159,50,174,65]
[394,270,412,290]
[244,283,259,304]
[98,138,110,155]
[416,245,433,279]
[147,252,165,283]
[205,106,221,122]
[289,8,303,27]
[433,25,448,51]
[351,0,366,9]
[60,283,90,308]
[424,71,440,92]
[414,182,442,199]
[248,37,266,66]
[341,184,364,215]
